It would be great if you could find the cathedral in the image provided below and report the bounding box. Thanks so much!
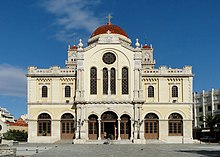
[27,19,193,143]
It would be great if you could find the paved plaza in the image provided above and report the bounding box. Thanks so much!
[13,142,220,157]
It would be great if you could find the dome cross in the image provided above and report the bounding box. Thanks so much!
[106,14,112,25]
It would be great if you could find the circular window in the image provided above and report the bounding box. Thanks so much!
[102,52,116,64]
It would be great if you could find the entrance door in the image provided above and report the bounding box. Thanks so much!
[88,114,98,140]
[120,114,131,139]
[144,113,159,139]
[61,113,75,139]
[101,111,118,139]
[101,122,116,139]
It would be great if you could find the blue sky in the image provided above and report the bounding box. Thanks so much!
[0,0,220,118]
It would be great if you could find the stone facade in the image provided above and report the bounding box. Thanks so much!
[27,22,193,143]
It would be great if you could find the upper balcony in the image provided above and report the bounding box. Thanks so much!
[142,66,193,76]
[27,66,76,77]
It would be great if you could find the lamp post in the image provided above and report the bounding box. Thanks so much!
[78,118,84,139]
[134,118,143,139]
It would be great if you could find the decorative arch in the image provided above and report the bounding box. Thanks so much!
[36,111,53,120]
[142,110,162,120]
[165,110,186,120]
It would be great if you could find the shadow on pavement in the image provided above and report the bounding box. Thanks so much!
[178,150,220,157]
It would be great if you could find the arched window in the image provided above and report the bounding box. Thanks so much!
[90,67,97,95]
[38,113,51,136]
[103,68,108,95]
[42,86,48,98]
[172,86,178,97]
[110,68,116,95]
[148,86,154,97]
[65,86,71,97]
[122,67,128,94]
[168,113,183,136]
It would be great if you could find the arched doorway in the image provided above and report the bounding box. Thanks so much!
[101,111,118,139]
[120,114,131,139]
[88,114,98,140]
[60,113,75,139]
[144,113,159,139]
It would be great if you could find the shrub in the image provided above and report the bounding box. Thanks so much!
[3,129,28,142]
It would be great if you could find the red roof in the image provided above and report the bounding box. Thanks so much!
[90,23,128,38]
[6,118,28,127]
[70,45,77,50]
[142,45,151,49]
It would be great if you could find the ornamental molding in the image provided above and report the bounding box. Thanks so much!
[60,78,75,82]
[37,78,52,82]
[142,78,158,82]
[98,34,120,44]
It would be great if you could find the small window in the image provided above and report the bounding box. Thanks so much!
[208,106,212,111]
[42,86,48,98]
[172,86,178,97]
[148,86,154,97]
[65,86,71,97]
[218,104,220,110]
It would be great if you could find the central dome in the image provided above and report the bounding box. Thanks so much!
[90,23,128,38]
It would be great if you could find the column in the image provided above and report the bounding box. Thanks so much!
[98,119,101,140]
[139,69,143,98]
[117,119,121,140]
[81,69,84,98]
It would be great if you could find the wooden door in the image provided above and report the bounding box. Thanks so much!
[61,121,75,139]
[144,120,159,139]
[120,121,130,139]
[88,121,98,140]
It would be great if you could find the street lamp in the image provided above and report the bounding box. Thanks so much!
[133,118,143,139]
[77,118,84,139]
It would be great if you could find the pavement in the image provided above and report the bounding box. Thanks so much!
[13,142,220,157]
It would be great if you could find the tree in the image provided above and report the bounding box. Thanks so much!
[3,129,28,142]
[204,114,220,137]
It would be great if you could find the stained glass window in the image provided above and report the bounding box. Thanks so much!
[90,67,97,94]
[122,67,128,94]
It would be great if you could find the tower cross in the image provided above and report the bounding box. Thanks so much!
[106,14,112,24]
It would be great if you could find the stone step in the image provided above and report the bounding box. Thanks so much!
[55,139,74,144]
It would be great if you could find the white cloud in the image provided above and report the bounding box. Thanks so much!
[0,64,26,97]
[40,0,102,41]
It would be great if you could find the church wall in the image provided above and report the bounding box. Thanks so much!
[28,103,75,143]
[83,44,134,102]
